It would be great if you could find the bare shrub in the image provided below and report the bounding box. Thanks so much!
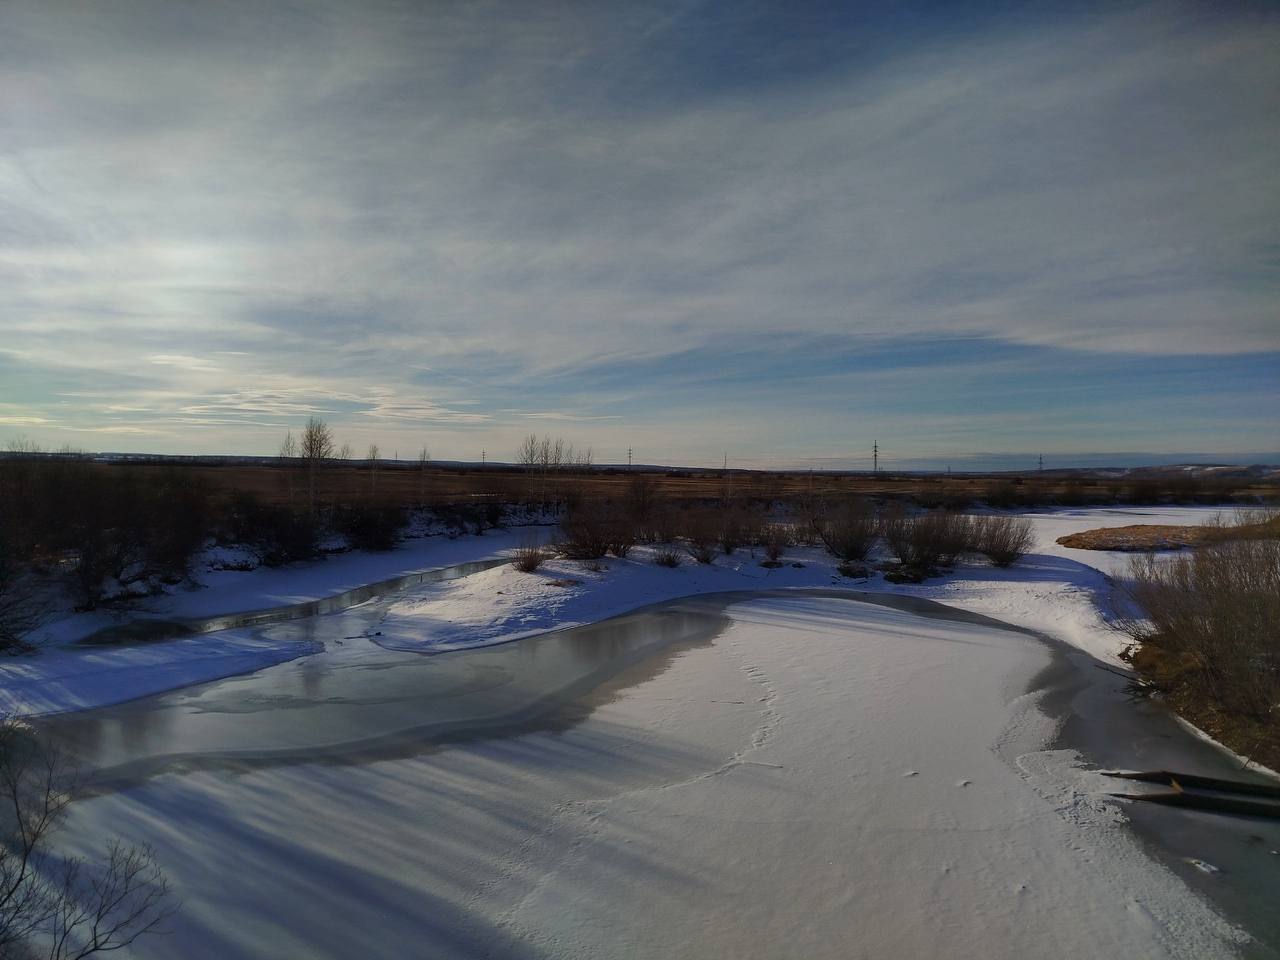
[1124,539,1280,746]
[718,509,746,556]
[512,537,547,573]
[335,504,405,552]
[816,499,877,561]
[624,474,657,528]
[652,547,682,568]
[681,511,720,564]
[934,511,976,566]
[762,524,791,563]
[558,504,612,560]
[881,507,940,567]
[0,725,174,958]
[688,541,718,564]
[973,515,1035,567]
[642,504,680,545]
[0,529,46,652]
[607,521,635,559]
[984,481,1021,509]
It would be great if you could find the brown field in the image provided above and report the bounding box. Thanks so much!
[78,461,1278,510]
[1058,509,1280,552]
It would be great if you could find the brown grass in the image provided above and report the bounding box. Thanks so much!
[1057,525,1209,551]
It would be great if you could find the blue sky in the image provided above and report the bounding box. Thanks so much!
[2,0,1277,469]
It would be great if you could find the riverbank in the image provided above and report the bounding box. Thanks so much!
[0,506,1235,719]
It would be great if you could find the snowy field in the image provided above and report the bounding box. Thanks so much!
[0,504,1227,718]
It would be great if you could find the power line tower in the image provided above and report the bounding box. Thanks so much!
[873,441,879,475]
[1038,454,1043,473]
[481,449,486,467]
[628,446,632,468]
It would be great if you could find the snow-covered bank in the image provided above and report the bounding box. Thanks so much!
[48,595,1249,958]
[374,505,1228,665]
[0,506,1228,719]
[1,529,534,717]
[31,527,538,647]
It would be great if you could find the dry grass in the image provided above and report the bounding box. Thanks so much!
[1057,524,1208,552]
[511,537,547,573]
[652,546,682,568]
[1058,507,1280,552]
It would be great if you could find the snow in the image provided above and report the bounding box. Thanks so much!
[30,527,538,647]
[373,505,1231,666]
[1,529,535,717]
[49,593,1247,958]
[0,628,314,719]
[19,503,1267,956]
[2,506,1230,719]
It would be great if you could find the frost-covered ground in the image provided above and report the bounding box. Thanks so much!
[0,506,1227,718]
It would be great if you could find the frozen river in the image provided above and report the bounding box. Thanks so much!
[35,583,1280,958]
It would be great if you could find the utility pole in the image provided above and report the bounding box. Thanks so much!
[723,452,728,472]
[873,441,878,476]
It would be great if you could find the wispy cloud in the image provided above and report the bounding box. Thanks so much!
[1,1,1277,463]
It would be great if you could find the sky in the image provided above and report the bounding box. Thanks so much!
[2,0,1277,471]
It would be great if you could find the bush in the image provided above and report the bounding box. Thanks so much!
[934,511,976,566]
[1124,539,1280,757]
[984,481,1022,509]
[681,511,720,564]
[512,538,547,573]
[816,500,877,561]
[558,504,613,560]
[229,493,320,567]
[718,509,746,556]
[973,515,1035,567]
[762,524,790,563]
[336,504,405,552]
[0,725,174,955]
[0,526,46,652]
[652,547,682,568]
[881,508,973,568]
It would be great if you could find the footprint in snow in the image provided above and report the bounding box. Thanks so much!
[903,770,919,778]
[956,779,972,788]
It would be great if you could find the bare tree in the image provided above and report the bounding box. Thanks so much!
[367,444,380,498]
[0,726,173,958]
[337,442,353,461]
[517,435,540,502]
[277,432,299,503]
[0,532,46,652]
[416,446,430,505]
[299,417,334,510]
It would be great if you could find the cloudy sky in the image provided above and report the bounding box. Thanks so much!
[2,0,1277,469]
